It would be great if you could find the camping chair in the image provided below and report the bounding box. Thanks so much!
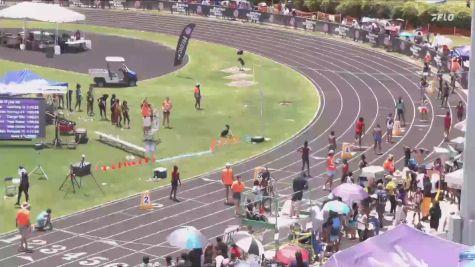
[4,177,18,198]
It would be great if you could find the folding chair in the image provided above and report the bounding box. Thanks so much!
[4,177,18,198]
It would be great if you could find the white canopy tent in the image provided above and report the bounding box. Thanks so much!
[0,2,85,48]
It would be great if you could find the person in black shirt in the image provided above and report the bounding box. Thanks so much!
[220,124,232,138]
[291,172,308,218]
[74,83,82,112]
[110,94,116,122]
[15,166,29,206]
[297,141,311,177]
[98,94,108,120]
[188,248,203,267]
[67,87,73,112]
[215,237,228,259]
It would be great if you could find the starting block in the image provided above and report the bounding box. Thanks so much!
[139,190,153,210]
[341,142,354,159]
[392,120,403,136]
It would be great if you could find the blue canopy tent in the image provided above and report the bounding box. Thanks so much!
[450,45,470,61]
[0,70,68,95]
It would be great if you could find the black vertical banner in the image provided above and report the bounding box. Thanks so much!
[174,23,196,66]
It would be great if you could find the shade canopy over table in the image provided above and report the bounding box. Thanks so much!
[445,169,463,189]
[0,2,85,23]
[0,70,67,95]
[324,224,467,267]
[0,2,85,47]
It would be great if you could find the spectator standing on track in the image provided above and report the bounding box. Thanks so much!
[354,117,365,150]
[221,163,234,204]
[324,150,337,191]
[328,130,337,152]
[170,165,181,201]
[291,172,308,219]
[176,253,191,267]
[419,77,428,101]
[75,83,82,112]
[373,123,383,155]
[162,97,173,129]
[395,97,406,127]
[420,97,430,122]
[166,256,175,267]
[16,203,32,253]
[386,113,394,143]
[456,101,465,121]
[444,111,451,141]
[194,83,202,110]
[231,176,245,216]
[297,141,311,177]
[441,82,450,108]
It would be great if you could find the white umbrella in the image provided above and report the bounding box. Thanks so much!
[434,35,453,47]
[451,136,465,145]
[455,120,466,132]
[445,169,463,189]
[331,183,369,203]
[361,165,385,178]
[167,226,208,249]
[310,205,325,231]
[229,231,265,256]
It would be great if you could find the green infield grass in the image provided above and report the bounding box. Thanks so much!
[0,21,319,233]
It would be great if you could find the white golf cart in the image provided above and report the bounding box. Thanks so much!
[88,56,138,87]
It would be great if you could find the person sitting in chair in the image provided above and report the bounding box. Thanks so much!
[74,30,81,40]
[120,64,129,83]
[245,199,266,222]
[35,208,52,231]
[220,124,233,138]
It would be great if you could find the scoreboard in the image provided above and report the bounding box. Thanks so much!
[0,98,46,140]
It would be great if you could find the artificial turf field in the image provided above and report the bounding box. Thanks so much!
[0,21,319,233]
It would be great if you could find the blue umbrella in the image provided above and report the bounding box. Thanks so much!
[322,200,350,215]
[167,226,208,249]
[451,45,470,61]
[399,32,413,38]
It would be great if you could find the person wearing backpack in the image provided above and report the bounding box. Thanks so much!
[395,97,406,127]
[375,184,387,228]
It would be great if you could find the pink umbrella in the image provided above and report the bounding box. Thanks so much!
[331,183,369,203]
[275,244,310,265]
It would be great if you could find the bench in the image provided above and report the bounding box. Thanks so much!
[95,131,146,157]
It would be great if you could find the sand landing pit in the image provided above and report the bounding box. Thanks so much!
[221,67,251,74]
[226,80,257,88]
[224,73,254,80]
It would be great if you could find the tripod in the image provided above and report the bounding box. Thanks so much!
[29,148,49,180]
[52,118,62,148]
[59,172,81,195]
[29,165,48,180]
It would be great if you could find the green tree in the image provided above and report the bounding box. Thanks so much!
[401,2,420,27]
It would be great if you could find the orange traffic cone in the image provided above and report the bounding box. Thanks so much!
[111,164,116,170]
[118,162,122,169]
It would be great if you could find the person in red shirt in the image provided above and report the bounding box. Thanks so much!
[325,150,337,191]
[341,159,349,183]
[230,244,241,259]
[194,83,201,110]
[444,111,451,141]
[355,117,365,149]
